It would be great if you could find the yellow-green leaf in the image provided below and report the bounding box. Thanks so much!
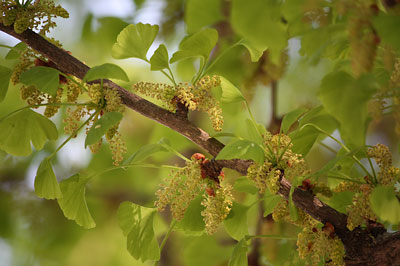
[34,158,62,199]
[20,66,60,95]
[85,112,123,147]
[111,23,159,60]
[370,186,400,224]
[216,139,265,164]
[57,174,96,229]
[0,109,58,156]
[83,63,129,82]
[224,202,249,241]
[150,44,170,71]
[0,65,12,102]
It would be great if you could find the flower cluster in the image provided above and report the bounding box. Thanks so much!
[343,1,379,77]
[346,184,376,230]
[247,133,309,194]
[133,75,223,131]
[297,226,345,266]
[201,182,233,235]
[155,154,232,234]
[1,0,69,34]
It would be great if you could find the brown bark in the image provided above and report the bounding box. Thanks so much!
[0,23,399,265]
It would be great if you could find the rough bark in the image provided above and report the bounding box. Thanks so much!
[0,23,399,265]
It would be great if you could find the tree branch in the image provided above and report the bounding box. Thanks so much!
[1,23,399,265]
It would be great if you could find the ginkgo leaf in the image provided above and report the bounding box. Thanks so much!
[20,66,60,95]
[175,196,205,235]
[123,143,168,165]
[216,139,265,164]
[5,42,27,60]
[0,65,12,102]
[185,0,223,34]
[57,174,96,229]
[228,239,248,266]
[170,28,218,65]
[111,23,159,60]
[238,39,265,62]
[83,63,129,82]
[34,158,62,199]
[224,202,249,241]
[281,108,308,134]
[0,109,58,156]
[150,44,170,71]
[117,201,160,262]
[219,76,245,103]
[370,186,400,224]
[85,112,123,147]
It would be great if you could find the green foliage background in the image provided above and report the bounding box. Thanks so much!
[0,0,399,265]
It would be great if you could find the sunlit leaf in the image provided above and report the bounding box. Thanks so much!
[57,174,96,229]
[373,13,400,52]
[224,202,249,240]
[185,0,223,34]
[228,238,248,266]
[370,186,400,224]
[5,42,27,60]
[216,139,265,164]
[281,108,308,134]
[239,39,265,62]
[0,65,12,102]
[0,109,58,156]
[150,44,170,71]
[234,177,258,195]
[175,196,205,235]
[117,201,160,262]
[20,66,60,95]
[319,71,376,148]
[219,76,245,103]
[85,112,123,147]
[34,158,62,199]
[245,119,263,145]
[111,23,159,60]
[328,191,354,214]
[264,193,281,217]
[83,63,129,82]
[123,143,168,165]
[231,0,287,62]
[170,28,218,65]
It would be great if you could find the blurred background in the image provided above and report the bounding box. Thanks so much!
[0,0,399,265]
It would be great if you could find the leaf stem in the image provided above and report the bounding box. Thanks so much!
[300,123,373,180]
[318,141,337,154]
[326,174,365,184]
[154,220,177,266]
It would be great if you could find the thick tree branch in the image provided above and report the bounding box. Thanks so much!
[1,24,399,265]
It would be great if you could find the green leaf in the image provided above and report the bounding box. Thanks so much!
[185,0,223,34]
[370,186,400,224]
[289,106,338,156]
[83,63,129,82]
[238,39,265,62]
[0,65,12,102]
[263,194,282,217]
[175,196,205,235]
[20,66,60,95]
[245,119,263,145]
[170,28,218,65]
[328,191,354,214]
[85,112,123,147]
[228,239,248,266]
[5,42,27,59]
[231,0,287,63]
[219,76,245,103]
[57,174,96,229]
[111,23,159,60]
[224,202,249,240]
[0,109,58,156]
[234,177,258,195]
[117,201,160,262]
[123,143,168,165]
[319,72,376,148]
[216,139,265,164]
[281,108,308,134]
[150,44,170,71]
[373,13,400,52]
[34,158,62,199]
